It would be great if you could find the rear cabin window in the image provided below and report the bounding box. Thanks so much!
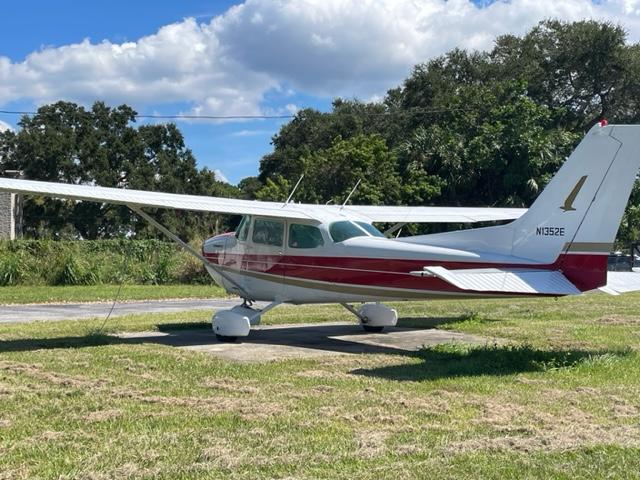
[289,224,324,249]
[329,221,369,243]
[236,215,251,241]
[252,218,284,247]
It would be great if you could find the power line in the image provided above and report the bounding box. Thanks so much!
[0,106,470,121]
[0,110,294,120]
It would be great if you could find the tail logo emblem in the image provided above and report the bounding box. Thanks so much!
[560,175,588,212]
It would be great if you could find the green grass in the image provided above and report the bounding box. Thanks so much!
[1,294,640,478]
[0,284,227,304]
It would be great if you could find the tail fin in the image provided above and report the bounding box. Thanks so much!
[403,124,640,291]
[509,124,640,264]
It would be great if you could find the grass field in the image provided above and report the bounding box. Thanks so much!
[0,284,226,305]
[1,294,640,478]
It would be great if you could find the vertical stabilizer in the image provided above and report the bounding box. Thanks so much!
[509,124,640,263]
[398,124,640,292]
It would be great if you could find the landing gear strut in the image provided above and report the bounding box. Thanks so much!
[341,303,398,333]
[212,300,282,342]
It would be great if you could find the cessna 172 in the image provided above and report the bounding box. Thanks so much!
[1,123,640,340]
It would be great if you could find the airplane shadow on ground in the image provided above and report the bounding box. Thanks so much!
[0,317,630,381]
[350,345,632,381]
[395,314,501,329]
[0,322,408,356]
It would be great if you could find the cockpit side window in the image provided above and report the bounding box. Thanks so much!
[289,224,324,249]
[252,218,284,247]
[236,215,251,242]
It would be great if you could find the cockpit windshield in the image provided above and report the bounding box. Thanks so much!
[329,221,385,243]
[354,221,385,238]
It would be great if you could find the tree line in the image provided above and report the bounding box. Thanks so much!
[2,20,640,245]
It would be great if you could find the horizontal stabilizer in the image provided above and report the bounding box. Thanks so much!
[410,266,581,295]
[601,271,640,295]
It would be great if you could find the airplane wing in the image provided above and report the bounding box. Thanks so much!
[0,177,317,220]
[337,205,526,223]
[0,177,526,223]
[410,266,581,295]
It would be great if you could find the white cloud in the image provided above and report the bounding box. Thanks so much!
[230,129,274,137]
[214,168,230,183]
[0,18,275,116]
[1,0,640,113]
[212,0,640,98]
[0,120,13,132]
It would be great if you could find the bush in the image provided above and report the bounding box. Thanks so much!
[0,252,23,286]
[0,240,216,286]
[52,254,99,286]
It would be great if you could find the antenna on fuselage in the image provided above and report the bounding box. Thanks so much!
[283,174,304,207]
[340,179,361,210]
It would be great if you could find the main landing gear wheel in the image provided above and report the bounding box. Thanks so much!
[212,309,251,341]
[341,302,398,333]
[362,325,385,333]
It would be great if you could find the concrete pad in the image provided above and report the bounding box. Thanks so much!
[116,322,485,362]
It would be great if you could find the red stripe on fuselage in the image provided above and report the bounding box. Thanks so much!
[203,252,607,294]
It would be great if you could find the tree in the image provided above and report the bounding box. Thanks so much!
[251,19,640,246]
[256,134,402,206]
[258,100,393,183]
[491,20,640,130]
[0,101,238,240]
[396,81,579,207]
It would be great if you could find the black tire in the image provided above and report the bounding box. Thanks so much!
[362,325,385,333]
[216,334,239,342]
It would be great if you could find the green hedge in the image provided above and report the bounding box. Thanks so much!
[0,240,213,286]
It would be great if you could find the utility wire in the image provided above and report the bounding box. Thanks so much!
[0,106,470,120]
[0,109,292,119]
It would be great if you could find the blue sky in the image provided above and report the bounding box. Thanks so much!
[0,0,328,183]
[1,0,639,184]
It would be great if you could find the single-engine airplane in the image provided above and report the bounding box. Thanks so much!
[2,123,640,340]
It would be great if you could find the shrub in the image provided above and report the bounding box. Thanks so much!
[0,252,23,286]
[53,254,99,286]
[0,240,215,286]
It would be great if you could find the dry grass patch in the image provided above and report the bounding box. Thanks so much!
[0,360,111,390]
[203,377,261,394]
[448,394,640,454]
[596,315,640,325]
[82,409,123,423]
[356,429,391,458]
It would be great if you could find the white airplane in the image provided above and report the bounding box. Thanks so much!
[1,123,640,341]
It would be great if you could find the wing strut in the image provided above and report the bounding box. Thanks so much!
[129,205,252,300]
[384,222,406,237]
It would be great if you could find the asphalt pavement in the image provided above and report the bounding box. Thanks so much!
[0,298,257,324]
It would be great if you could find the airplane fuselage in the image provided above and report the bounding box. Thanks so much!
[202,216,607,304]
